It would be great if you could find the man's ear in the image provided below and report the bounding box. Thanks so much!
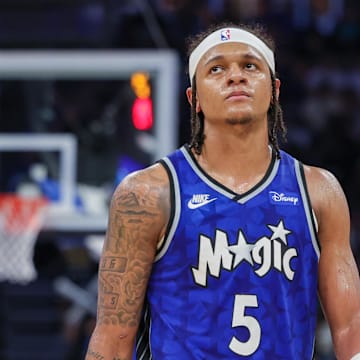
[186,87,201,113]
[275,78,281,101]
[186,87,192,106]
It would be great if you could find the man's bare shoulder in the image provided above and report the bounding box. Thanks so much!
[114,162,170,198]
[302,164,345,197]
[303,164,341,191]
[302,164,349,232]
[108,162,170,246]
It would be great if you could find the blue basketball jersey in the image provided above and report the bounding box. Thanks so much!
[136,145,320,359]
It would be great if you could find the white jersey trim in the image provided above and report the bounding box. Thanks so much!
[295,160,320,259]
[155,157,181,262]
[181,145,280,204]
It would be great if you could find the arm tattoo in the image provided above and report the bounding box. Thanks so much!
[97,169,169,328]
[86,348,104,360]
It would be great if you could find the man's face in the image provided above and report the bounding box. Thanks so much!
[188,42,279,127]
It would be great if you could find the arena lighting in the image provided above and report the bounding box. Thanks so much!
[131,71,151,99]
[131,71,153,130]
[132,97,153,131]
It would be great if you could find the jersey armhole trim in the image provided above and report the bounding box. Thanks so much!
[135,300,153,360]
[295,161,321,258]
[155,158,181,261]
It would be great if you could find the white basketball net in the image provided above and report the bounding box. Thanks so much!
[0,195,48,284]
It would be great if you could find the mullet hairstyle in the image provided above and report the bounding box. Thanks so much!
[186,22,287,159]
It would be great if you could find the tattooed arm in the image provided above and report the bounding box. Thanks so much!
[85,163,170,360]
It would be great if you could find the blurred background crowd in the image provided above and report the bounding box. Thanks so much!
[0,0,359,359]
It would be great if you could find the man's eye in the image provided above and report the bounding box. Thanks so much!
[246,63,256,70]
[210,65,223,73]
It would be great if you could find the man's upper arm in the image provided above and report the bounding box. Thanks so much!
[86,163,170,359]
[305,165,360,359]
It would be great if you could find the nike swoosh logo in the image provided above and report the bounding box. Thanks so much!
[187,198,217,209]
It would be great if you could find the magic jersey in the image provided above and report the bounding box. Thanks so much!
[136,145,320,360]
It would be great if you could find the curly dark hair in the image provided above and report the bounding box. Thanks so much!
[186,22,287,159]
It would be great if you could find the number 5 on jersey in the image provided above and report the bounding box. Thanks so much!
[230,294,261,356]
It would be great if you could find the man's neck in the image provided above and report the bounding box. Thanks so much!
[193,127,273,194]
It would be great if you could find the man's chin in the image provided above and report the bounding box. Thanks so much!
[226,116,253,125]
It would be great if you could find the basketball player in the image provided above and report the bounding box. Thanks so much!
[85,23,360,360]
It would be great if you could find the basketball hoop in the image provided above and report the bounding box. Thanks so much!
[0,194,48,284]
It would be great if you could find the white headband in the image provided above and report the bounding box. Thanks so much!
[189,28,275,83]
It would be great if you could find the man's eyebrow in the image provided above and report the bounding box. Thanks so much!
[203,52,263,67]
[204,54,225,66]
[242,53,263,62]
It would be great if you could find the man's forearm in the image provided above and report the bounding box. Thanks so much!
[333,315,360,360]
[85,345,133,360]
[85,328,134,360]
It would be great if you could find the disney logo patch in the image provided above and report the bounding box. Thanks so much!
[269,191,299,206]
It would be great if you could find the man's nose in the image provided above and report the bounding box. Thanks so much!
[227,64,247,84]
